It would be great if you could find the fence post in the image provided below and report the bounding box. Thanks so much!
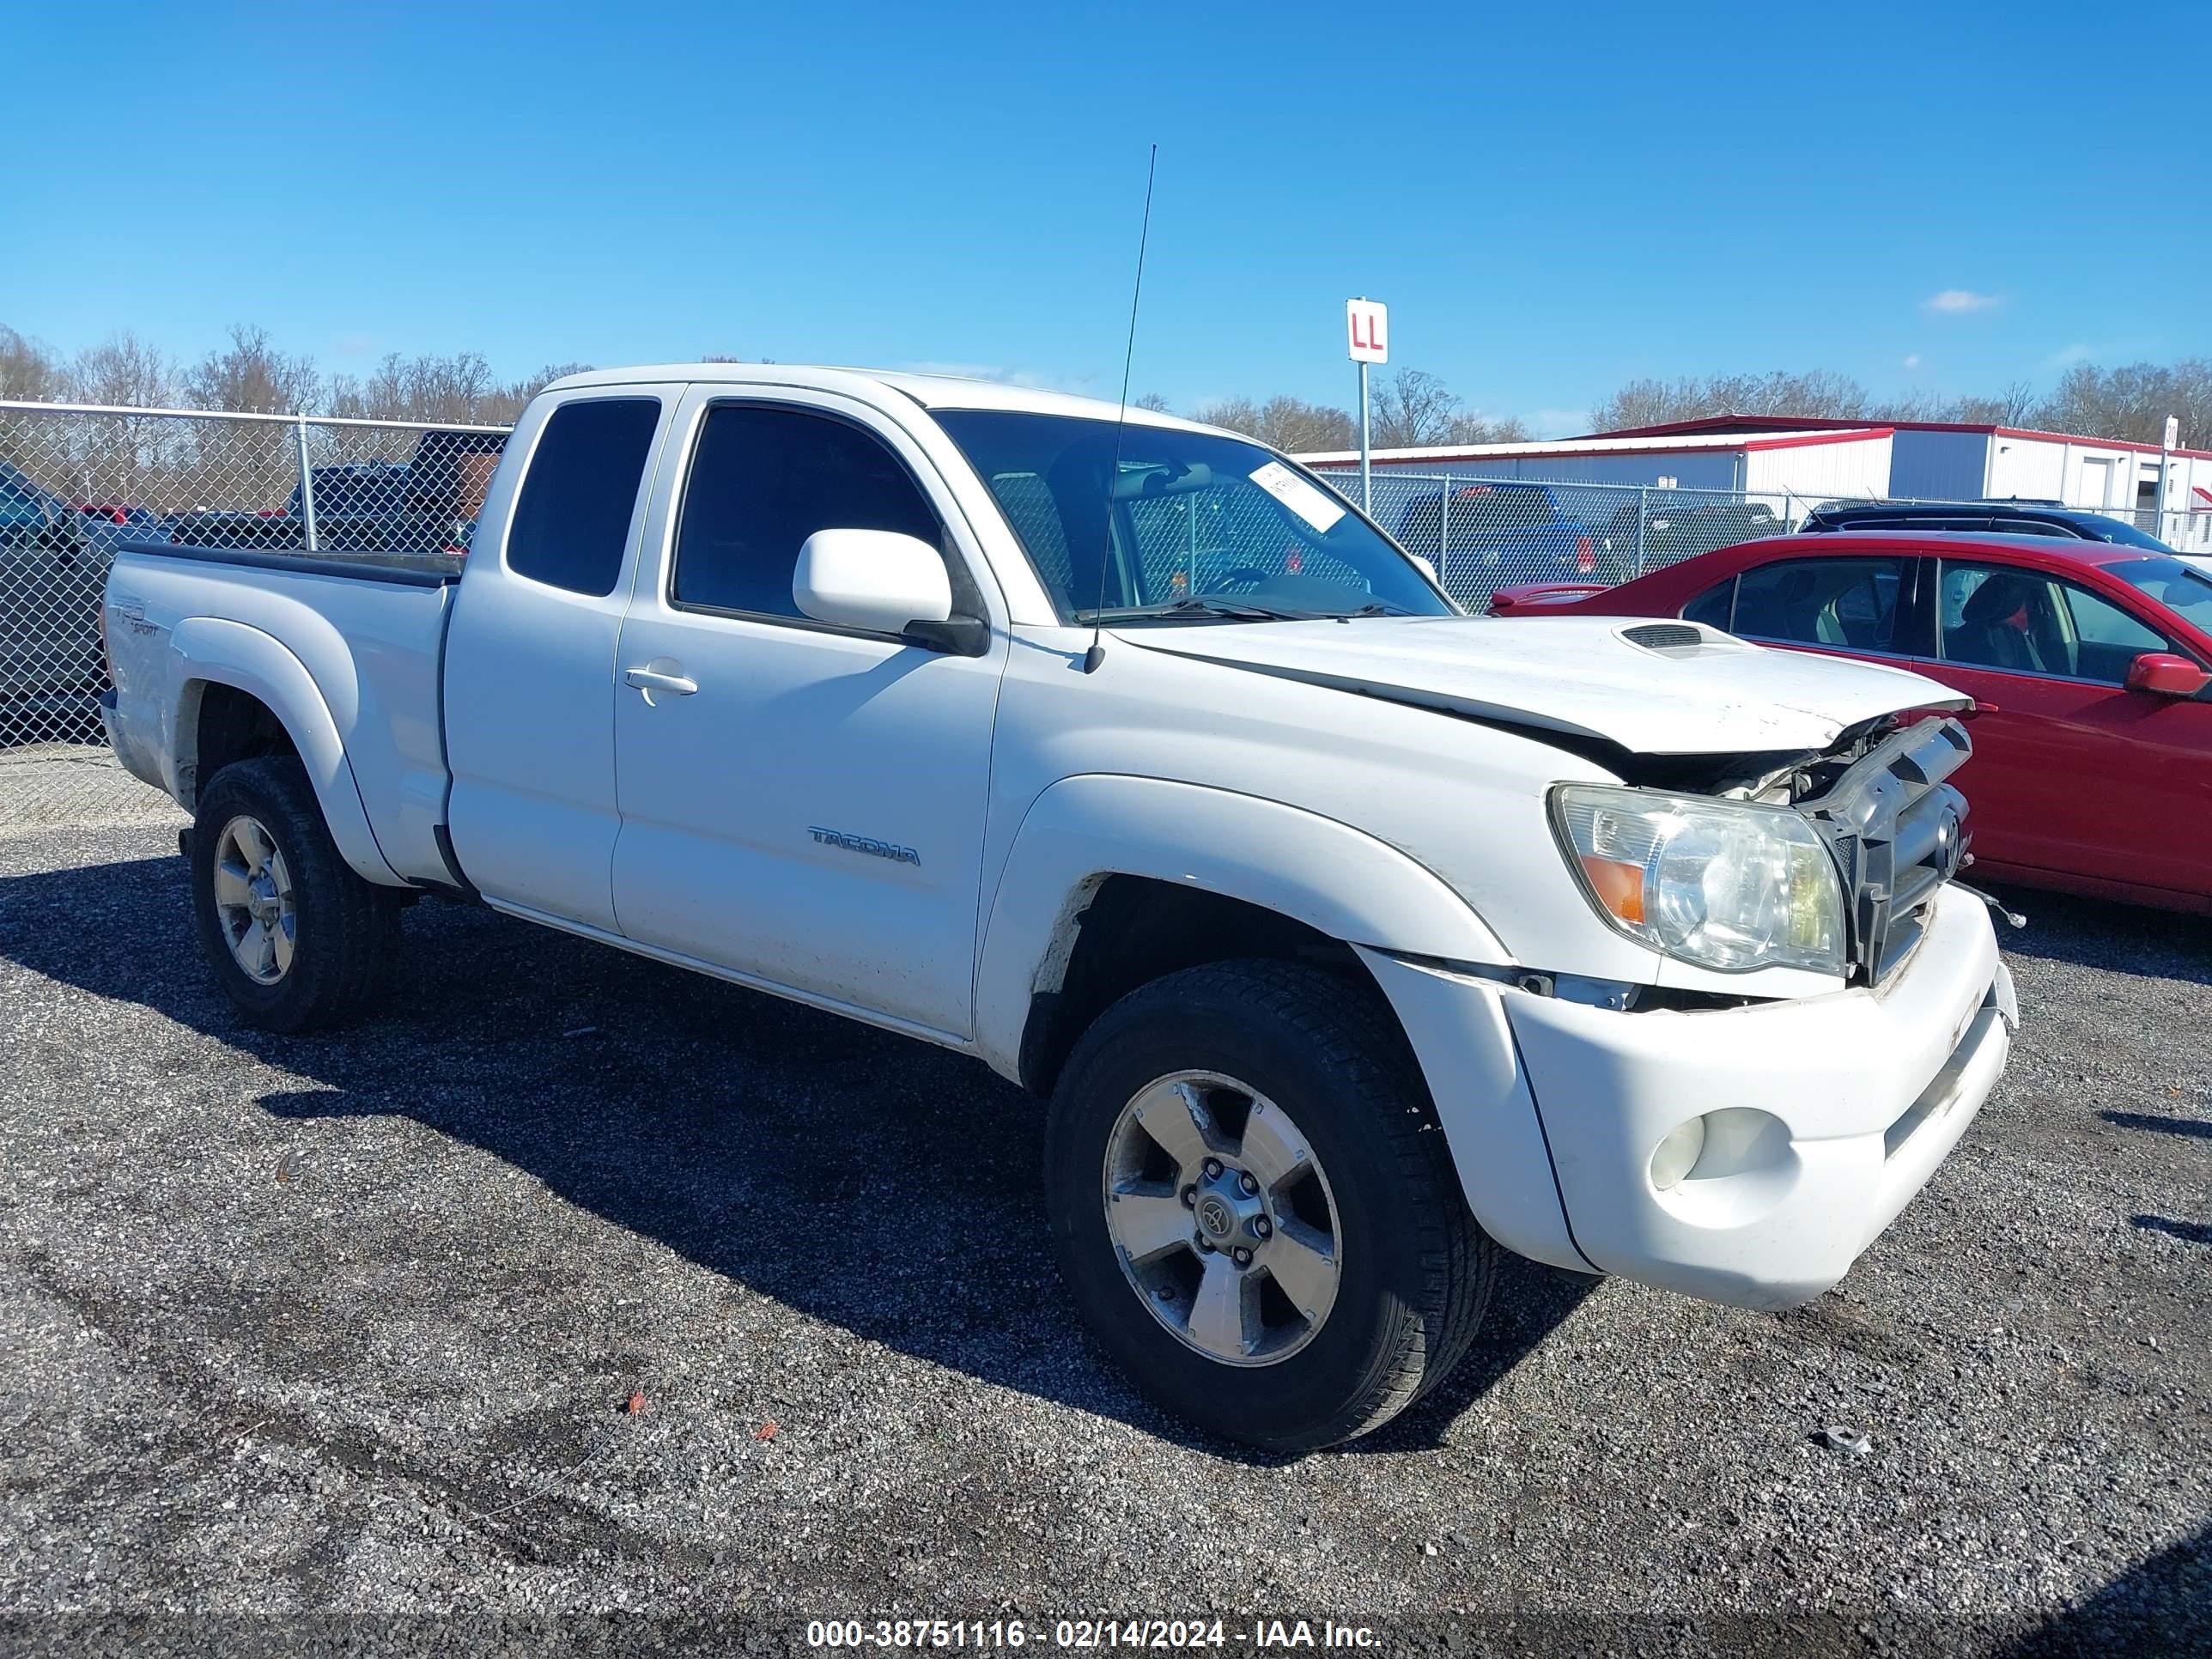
[295,416,319,553]
[1633,486,1648,579]
[1437,478,1449,598]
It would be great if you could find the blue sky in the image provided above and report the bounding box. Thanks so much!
[6,0,2205,434]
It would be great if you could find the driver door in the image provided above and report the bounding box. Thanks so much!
[608,386,1009,1039]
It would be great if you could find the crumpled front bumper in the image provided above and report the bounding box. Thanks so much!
[1502,883,2014,1309]
[1363,881,2016,1310]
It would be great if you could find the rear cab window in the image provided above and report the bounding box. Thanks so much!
[505,398,662,597]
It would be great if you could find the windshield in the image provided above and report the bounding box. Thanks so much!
[2104,556,2212,630]
[2077,515,2173,550]
[935,410,1454,622]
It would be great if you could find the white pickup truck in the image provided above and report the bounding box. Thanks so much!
[101,365,2018,1450]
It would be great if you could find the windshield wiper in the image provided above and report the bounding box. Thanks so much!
[1079,596,1309,623]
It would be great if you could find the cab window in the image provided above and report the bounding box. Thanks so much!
[672,404,944,621]
[506,398,661,597]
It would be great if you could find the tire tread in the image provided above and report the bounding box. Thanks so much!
[1052,957,1496,1449]
[191,756,399,1032]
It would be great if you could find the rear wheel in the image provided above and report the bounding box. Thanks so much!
[1046,960,1494,1452]
[189,757,400,1031]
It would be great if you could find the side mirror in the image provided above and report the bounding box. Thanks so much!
[793,528,955,638]
[2124,652,2210,698]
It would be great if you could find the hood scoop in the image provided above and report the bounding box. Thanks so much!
[1619,622,1707,653]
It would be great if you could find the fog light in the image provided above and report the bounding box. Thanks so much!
[1650,1115,1707,1191]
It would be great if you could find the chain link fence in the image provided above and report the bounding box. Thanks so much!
[1316,468,2212,611]
[1317,472,1808,611]
[1,401,507,830]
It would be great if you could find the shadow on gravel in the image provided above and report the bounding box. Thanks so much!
[2130,1215,2212,1246]
[1985,884,2212,984]
[0,853,1589,1461]
[2101,1111,2212,1140]
[2000,1518,2212,1657]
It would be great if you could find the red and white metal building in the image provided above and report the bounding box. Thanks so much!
[1297,426,1896,503]
[1298,415,2212,550]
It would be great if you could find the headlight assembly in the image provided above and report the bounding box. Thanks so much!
[1552,784,1846,976]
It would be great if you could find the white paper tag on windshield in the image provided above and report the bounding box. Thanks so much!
[1249,460,1346,533]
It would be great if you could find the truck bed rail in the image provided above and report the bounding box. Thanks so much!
[117,540,464,588]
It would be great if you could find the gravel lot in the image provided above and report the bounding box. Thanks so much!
[1,795,2207,1656]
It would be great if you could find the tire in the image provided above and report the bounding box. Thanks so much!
[1046,959,1495,1453]
[189,756,401,1032]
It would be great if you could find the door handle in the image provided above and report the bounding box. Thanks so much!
[624,665,698,697]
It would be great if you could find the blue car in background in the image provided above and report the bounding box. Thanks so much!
[1390,481,1600,605]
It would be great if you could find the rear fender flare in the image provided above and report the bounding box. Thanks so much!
[169,616,399,884]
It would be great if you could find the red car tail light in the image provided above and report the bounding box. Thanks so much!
[1577,535,1595,574]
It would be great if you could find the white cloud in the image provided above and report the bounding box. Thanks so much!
[1902,354,1922,370]
[1924,289,2001,314]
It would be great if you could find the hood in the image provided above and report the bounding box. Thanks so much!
[1114,614,1966,757]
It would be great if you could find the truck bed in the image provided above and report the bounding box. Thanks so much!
[102,540,462,887]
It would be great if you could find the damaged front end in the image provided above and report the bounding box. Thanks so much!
[1554,711,1976,994]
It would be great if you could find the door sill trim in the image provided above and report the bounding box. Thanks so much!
[483,897,977,1054]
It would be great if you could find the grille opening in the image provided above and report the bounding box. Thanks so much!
[1797,717,1972,985]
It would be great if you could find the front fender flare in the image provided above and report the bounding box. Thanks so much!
[973,774,1511,1079]
[169,616,400,884]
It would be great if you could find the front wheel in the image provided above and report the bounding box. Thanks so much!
[1046,960,1494,1452]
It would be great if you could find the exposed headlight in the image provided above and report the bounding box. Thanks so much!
[1552,784,1845,976]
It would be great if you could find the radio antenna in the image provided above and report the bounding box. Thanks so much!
[1083,143,1158,675]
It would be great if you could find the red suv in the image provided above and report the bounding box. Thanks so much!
[1491,531,2212,913]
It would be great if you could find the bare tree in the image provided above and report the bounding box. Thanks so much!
[1189,396,1261,435]
[1359,368,1528,450]
[1591,370,1873,431]
[493,362,595,420]
[68,333,179,501]
[1945,380,2039,428]
[1253,395,1356,453]
[1133,392,1174,413]
[1368,368,1464,448]
[1443,412,1531,445]
[1590,362,2212,447]
[70,331,174,407]
[183,325,321,415]
[1,325,65,402]
[0,326,70,487]
[1191,394,1356,453]
[2039,360,2212,449]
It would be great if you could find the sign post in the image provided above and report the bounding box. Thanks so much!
[1346,297,1388,514]
[2160,414,2179,543]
